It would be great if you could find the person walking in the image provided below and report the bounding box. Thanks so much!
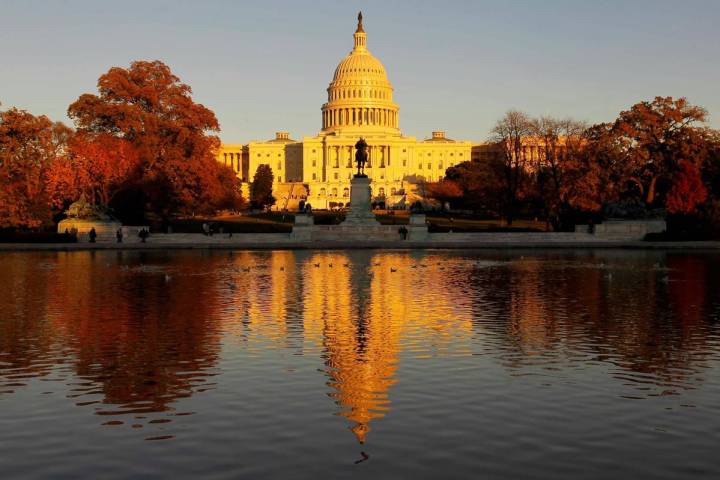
[116,228,123,243]
[88,227,97,243]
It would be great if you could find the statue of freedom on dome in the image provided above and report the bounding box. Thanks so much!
[355,137,368,177]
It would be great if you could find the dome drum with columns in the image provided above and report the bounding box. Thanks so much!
[217,12,479,211]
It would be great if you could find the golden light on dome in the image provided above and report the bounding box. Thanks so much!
[321,12,400,134]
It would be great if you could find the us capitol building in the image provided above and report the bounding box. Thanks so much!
[217,13,483,210]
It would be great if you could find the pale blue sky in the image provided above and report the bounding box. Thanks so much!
[1,0,718,142]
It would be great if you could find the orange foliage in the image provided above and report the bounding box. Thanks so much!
[68,60,243,217]
[46,134,140,209]
[666,160,707,214]
[425,179,463,206]
[611,96,708,206]
[0,107,71,228]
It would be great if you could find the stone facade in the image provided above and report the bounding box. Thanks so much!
[217,14,474,211]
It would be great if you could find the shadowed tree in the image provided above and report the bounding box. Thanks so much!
[424,179,463,211]
[610,96,709,208]
[251,164,276,210]
[491,110,533,225]
[444,159,505,216]
[67,60,243,221]
[46,133,141,212]
[666,160,707,214]
[0,106,72,228]
[531,116,591,229]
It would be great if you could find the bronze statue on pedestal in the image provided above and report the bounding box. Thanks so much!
[355,137,368,177]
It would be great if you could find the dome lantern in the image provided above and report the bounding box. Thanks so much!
[353,11,367,51]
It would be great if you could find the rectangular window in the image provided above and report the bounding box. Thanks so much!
[418,163,422,169]
[427,163,432,170]
[312,173,316,180]
[334,172,338,180]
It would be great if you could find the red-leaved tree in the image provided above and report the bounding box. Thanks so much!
[67,60,243,221]
[666,160,707,214]
[46,133,140,211]
[0,107,72,228]
[424,179,463,210]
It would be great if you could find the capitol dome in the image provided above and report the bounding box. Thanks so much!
[321,12,400,135]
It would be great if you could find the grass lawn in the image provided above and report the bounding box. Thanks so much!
[170,212,295,234]
[425,215,548,232]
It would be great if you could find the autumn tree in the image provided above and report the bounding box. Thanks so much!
[666,160,708,214]
[251,164,276,210]
[530,116,592,229]
[444,159,505,215]
[424,179,463,210]
[46,133,140,211]
[491,110,533,224]
[610,96,708,209]
[0,107,72,228]
[67,60,242,221]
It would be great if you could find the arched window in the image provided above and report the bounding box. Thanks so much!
[331,187,338,197]
[320,188,326,197]
[390,187,396,195]
[378,188,385,197]
[343,187,349,197]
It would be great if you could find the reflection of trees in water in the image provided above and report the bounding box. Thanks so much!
[468,251,720,391]
[0,254,57,393]
[3,249,719,443]
[0,251,224,426]
[55,252,223,417]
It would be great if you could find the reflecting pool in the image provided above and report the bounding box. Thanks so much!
[1,249,719,479]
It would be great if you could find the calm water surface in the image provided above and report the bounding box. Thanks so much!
[1,249,719,479]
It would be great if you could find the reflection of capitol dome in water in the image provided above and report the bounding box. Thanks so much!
[321,12,400,135]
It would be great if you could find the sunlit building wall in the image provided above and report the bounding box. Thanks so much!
[217,14,472,210]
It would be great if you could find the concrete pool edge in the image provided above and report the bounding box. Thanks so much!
[2,240,720,251]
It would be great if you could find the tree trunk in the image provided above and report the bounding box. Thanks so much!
[646,176,658,206]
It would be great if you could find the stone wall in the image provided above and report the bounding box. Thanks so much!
[575,220,666,240]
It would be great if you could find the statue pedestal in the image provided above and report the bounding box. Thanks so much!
[291,175,407,241]
[343,175,380,225]
[58,219,121,242]
[408,214,429,240]
[290,213,312,240]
